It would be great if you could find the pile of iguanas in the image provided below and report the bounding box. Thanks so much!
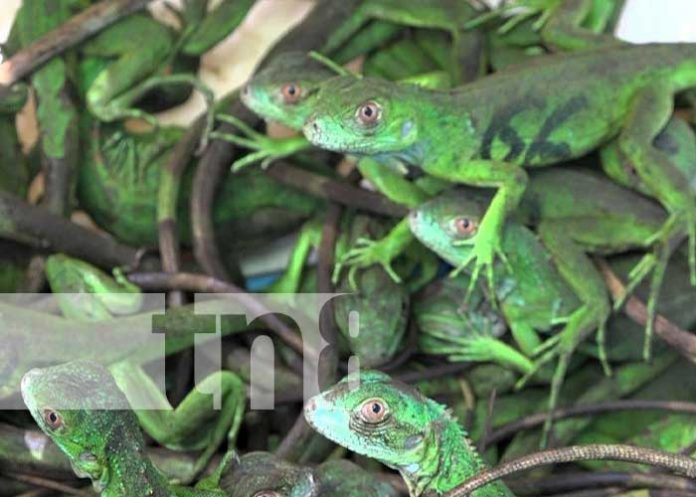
[0,0,695,496]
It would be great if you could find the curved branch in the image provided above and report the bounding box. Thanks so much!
[0,191,142,269]
[0,0,152,90]
[126,271,307,357]
[444,445,696,497]
[482,400,696,449]
[597,259,696,363]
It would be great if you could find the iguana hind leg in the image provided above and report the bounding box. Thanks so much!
[615,83,696,286]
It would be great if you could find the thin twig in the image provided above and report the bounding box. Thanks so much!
[0,0,152,90]
[0,190,142,269]
[5,473,93,497]
[481,400,696,449]
[126,271,308,357]
[189,0,363,283]
[395,362,473,383]
[274,171,344,460]
[597,259,696,363]
[444,445,696,497]
[265,162,407,218]
[508,471,696,495]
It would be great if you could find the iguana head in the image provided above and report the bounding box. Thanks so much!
[303,76,421,156]
[304,370,443,470]
[21,361,137,487]
[242,52,335,129]
[408,189,490,267]
[222,451,318,497]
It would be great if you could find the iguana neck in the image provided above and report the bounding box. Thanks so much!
[400,403,514,497]
[100,415,175,497]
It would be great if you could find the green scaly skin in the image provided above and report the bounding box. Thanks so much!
[45,254,143,320]
[0,294,258,403]
[471,0,626,52]
[333,214,412,367]
[414,273,535,375]
[220,451,398,497]
[409,166,679,444]
[320,0,484,84]
[239,50,453,282]
[75,0,254,143]
[304,371,515,497]
[44,256,246,477]
[77,119,322,247]
[21,361,226,497]
[230,36,455,173]
[266,213,414,367]
[302,43,696,295]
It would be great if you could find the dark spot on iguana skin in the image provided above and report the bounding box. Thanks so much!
[653,128,680,155]
[479,95,588,164]
[479,98,545,161]
[525,95,588,164]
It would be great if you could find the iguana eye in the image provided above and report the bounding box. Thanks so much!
[356,101,382,126]
[359,398,389,423]
[42,408,63,430]
[281,83,302,104]
[451,217,478,237]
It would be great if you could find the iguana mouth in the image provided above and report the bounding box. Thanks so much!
[302,119,376,154]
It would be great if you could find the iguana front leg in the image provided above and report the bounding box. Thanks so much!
[541,0,624,51]
[334,160,444,284]
[212,114,310,172]
[427,159,528,295]
[614,83,696,285]
[110,362,245,481]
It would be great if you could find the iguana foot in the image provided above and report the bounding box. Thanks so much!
[213,114,308,171]
[451,224,508,303]
[333,237,401,290]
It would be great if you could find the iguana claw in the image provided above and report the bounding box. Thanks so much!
[333,237,402,290]
[212,114,308,171]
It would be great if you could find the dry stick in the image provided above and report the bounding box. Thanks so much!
[275,190,343,460]
[597,259,696,363]
[443,445,696,497]
[158,119,208,306]
[508,471,696,495]
[189,0,362,283]
[265,162,408,218]
[5,473,92,497]
[157,114,208,405]
[126,271,308,358]
[15,490,52,497]
[482,400,696,449]
[0,0,152,90]
[0,191,142,269]
[395,361,473,383]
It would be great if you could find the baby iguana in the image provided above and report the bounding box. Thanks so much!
[302,43,696,294]
[21,361,227,497]
[414,274,533,375]
[235,51,451,281]
[304,370,514,497]
[469,0,626,52]
[409,167,679,442]
[221,451,398,497]
[45,255,246,477]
